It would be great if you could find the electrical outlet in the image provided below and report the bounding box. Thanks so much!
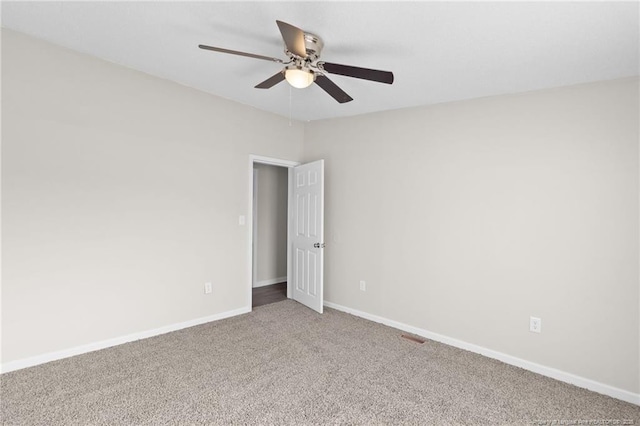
[204,282,212,294]
[530,316,541,333]
[359,280,366,292]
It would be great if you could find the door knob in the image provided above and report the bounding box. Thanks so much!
[313,242,326,248]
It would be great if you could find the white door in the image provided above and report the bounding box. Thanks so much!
[292,160,324,313]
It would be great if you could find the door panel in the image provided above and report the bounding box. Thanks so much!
[292,160,324,313]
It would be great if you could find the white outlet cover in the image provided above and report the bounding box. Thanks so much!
[359,280,366,291]
[530,316,541,333]
[204,282,212,294]
[238,215,246,226]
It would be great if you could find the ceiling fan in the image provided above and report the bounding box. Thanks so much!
[198,20,394,104]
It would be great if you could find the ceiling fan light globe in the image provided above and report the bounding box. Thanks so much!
[285,68,315,89]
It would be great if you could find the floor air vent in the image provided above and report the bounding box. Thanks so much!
[401,334,426,344]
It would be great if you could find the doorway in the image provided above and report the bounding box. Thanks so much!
[247,155,298,310]
[247,155,325,313]
[252,163,289,307]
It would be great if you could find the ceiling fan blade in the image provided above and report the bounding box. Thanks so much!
[198,45,283,63]
[255,72,286,89]
[315,75,353,104]
[320,62,394,84]
[276,20,307,58]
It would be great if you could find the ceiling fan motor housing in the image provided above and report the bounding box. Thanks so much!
[301,32,323,61]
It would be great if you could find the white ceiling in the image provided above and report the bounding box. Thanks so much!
[2,1,638,122]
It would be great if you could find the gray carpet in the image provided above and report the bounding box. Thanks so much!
[1,300,639,425]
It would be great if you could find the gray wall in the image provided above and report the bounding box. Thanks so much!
[2,28,638,397]
[304,78,639,394]
[1,29,303,363]
[253,164,288,286]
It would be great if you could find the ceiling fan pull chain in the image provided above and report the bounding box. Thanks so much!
[289,85,293,127]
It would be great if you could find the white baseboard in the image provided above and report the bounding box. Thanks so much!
[0,306,251,374]
[324,301,640,406]
[253,276,287,288]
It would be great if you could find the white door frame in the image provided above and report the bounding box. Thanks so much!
[247,155,300,310]
[251,168,259,288]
